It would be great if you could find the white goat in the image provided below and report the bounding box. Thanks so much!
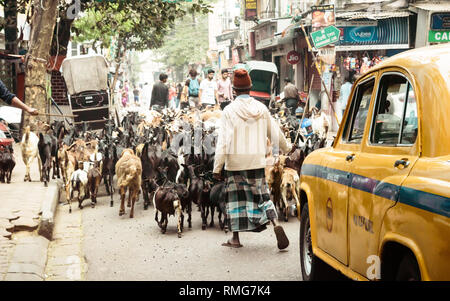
[21,126,41,182]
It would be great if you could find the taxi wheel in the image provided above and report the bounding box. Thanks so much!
[395,252,421,281]
[299,205,329,281]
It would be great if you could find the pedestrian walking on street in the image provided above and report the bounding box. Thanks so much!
[175,82,182,109]
[168,83,177,109]
[217,69,233,110]
[283,77,300,116]
[199,69,218,109]
[150,73,169,111]
[338,71,355,121]
[0,79,38,115]
[181,69,201,109]
[213,69,291,250]
[133,85,140,105]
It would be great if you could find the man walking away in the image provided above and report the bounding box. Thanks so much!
[213,69,291,250]
[133,85,140,105]
[150,73,169,112]
[217,69,233,110]
[199,69,218,109]
[182,69,201,109]
[283,77,299,116]
[176,82,183,109]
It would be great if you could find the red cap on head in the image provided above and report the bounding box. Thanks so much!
[232,69,252,91]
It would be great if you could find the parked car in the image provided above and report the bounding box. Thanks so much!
[0,121,14,149]
[298,44,450,281]
[0,105,22,142]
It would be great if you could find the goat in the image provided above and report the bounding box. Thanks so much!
[101,142,117,207]
[115,149,142,218]
[68,162,89,213]
[87,155,103,208]
[209,181,228,233]
[280,167,301,222]
[21,126,41,182]
[152,182,188,238]
[38,133,53,187]
[266,158,283,215]
[0,145,15,183]
[182,164,203,229]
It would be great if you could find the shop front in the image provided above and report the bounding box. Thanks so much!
[410,3,450,47]
[216,30,239,70]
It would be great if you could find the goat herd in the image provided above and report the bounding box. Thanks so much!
[0,104,329,238]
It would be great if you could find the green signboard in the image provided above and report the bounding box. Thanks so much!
[429,30,450,43]
[310,26,341,49]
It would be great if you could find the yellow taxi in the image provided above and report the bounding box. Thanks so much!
[299,44,450,281]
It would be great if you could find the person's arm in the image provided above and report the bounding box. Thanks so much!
[214,83,219,104]
[213,112,227,175]
[266,111,291,154]
[229,81,234,101]
[150,85,156,108]
[0,80,37,115]
[11,97,38,115]
[198,81,203,105]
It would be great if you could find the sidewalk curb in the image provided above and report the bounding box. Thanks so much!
[37,181,62,241]
[4,236,49,281]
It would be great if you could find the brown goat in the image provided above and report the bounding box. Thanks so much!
[87,161,102,207]
[115,149,142,218]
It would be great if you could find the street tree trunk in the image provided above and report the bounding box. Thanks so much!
[110,39,125,100]
[22,0,59,131]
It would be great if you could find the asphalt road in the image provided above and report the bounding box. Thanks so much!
[77,187,303,281]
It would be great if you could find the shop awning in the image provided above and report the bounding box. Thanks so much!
[335,10,412,20]
[410,3,450,12]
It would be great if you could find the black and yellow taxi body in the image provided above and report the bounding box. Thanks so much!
[298,44,450,281]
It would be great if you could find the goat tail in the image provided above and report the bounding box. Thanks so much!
[24,126,30,144]
[123,165,137,187]
[152,187,160,210]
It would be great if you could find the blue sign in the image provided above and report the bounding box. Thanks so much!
[431,13,450,30]
[341,26,378,43]
[337,18,409,46]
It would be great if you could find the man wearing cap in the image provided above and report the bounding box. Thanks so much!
[283,77,300,116]
[199,69,218,109]
[213,69,291,250]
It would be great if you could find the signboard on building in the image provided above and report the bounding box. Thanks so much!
[429,30,450,43]
[429,13,450,43]
[255,22,277,50]
[286,50,300,65]
[245,0,257,21]
[431,13,450,30]
[312,4,335,29]
[336,18,409,49]
[311,26,340,49]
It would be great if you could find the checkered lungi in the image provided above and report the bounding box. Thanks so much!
[225,169,278,232]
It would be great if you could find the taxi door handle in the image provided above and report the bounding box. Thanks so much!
[346,154,355,162]
[394,159,410,168]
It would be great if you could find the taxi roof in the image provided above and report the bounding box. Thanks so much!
[362,44,450,158]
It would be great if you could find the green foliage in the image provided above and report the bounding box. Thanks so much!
[72,0,211,58]
[154,12,209,72]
